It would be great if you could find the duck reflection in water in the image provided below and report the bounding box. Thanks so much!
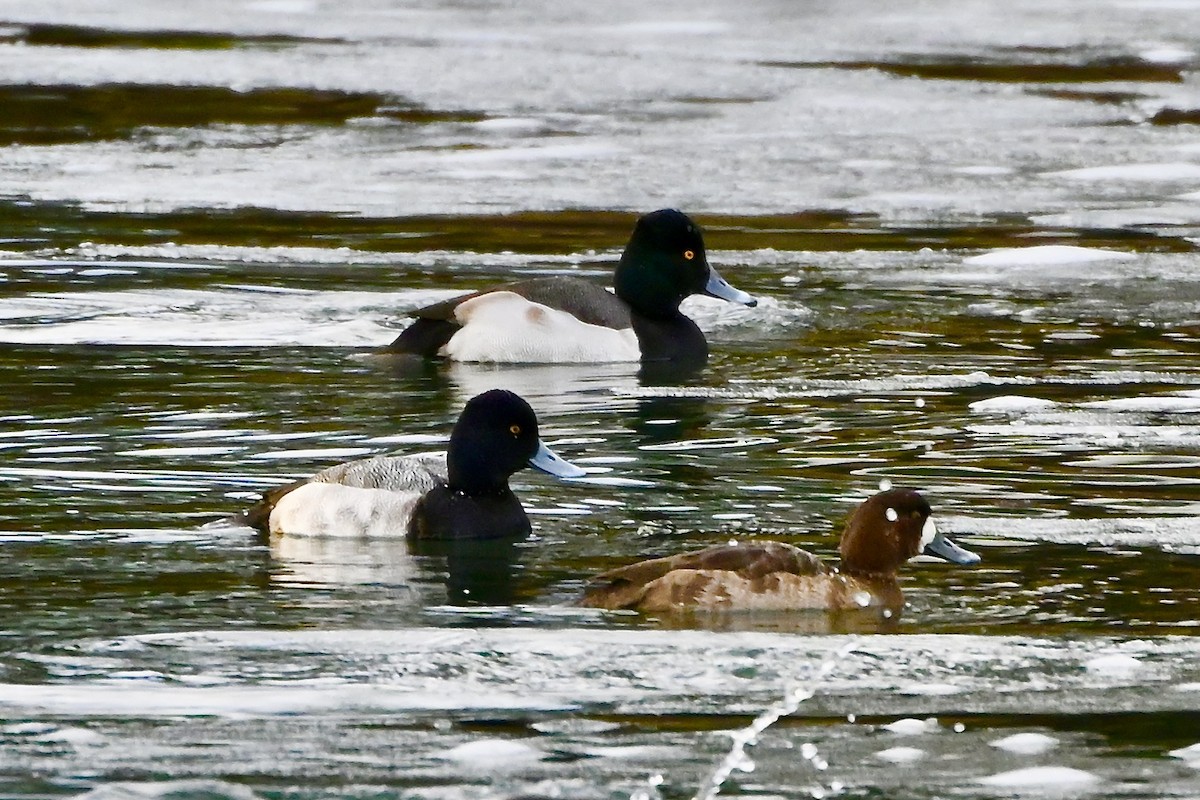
[268,536,521,606]
[579,489,980,627]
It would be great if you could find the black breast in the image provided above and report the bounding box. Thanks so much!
[406,486,532,540]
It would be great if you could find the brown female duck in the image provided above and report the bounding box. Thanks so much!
[579,488,979,612]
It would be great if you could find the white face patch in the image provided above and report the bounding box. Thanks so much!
[919,517,937,552]
[885,507,898,522]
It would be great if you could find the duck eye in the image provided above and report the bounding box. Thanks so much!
[509,424,522,436]
[910,510,922,520]
[683,250,695,260]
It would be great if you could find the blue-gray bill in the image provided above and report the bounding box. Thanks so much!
[529,440,587,479]
[922,520,982,565]
[704,267,757,307]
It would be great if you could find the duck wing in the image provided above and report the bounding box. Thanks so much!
[580,541,827,610]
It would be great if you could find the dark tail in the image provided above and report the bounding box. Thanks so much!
[235,478,310,533]
[378,318,460,356]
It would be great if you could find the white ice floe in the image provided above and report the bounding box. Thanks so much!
[1084,653,1144,676]
[1168,742,1200,765]
[874,746,925,763]
[979,766,1101,789]
[1139,46,1195,63]
[35,726,107,747]
[881,717,939,736]
[963,245,1135,267]
[439,738,544,767]
[969,395,1059,413]
[990,732,1060,755]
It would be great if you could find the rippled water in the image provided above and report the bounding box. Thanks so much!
[3,1,1200,798]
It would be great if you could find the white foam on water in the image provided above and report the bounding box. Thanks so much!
[978,765,1101,789]
[963,246,1135,267]
[990,732,1060,755]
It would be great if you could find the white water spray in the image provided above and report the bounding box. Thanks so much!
[690,638,861,800]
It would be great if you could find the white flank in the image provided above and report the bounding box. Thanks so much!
[269,482,422,537]
[442,291,640,363]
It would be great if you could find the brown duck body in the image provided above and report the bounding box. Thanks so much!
[579,489,979,613]
[578,541,905,612]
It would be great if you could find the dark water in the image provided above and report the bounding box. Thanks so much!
[3,1,1200,798]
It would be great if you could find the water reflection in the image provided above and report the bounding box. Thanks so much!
[409,537,522,606]
[443,361,640,415]
[269,533,524,607]
[269,534,422,591]
[629,394,714,445]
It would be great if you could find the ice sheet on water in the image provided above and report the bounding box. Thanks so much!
[1047,163,1200,182]
[0,267,795,346]
[941,513,1200,550]
[0,286,449,347]
[77,780,263,800]
[10,630,1199,719]
[0,681,578,717]
[1080,390,1200,413]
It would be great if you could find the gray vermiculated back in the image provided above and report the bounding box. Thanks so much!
[312,453,447,493]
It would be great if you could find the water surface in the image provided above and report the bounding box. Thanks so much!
[2,1,1200,798]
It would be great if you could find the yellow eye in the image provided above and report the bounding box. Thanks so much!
[509,424,522,436]
[683,250,695,260]
[910,510,922,520]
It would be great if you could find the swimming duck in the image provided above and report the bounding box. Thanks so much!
[381,209,757,364]
[239,389,586,539]
[579,488,980,612]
